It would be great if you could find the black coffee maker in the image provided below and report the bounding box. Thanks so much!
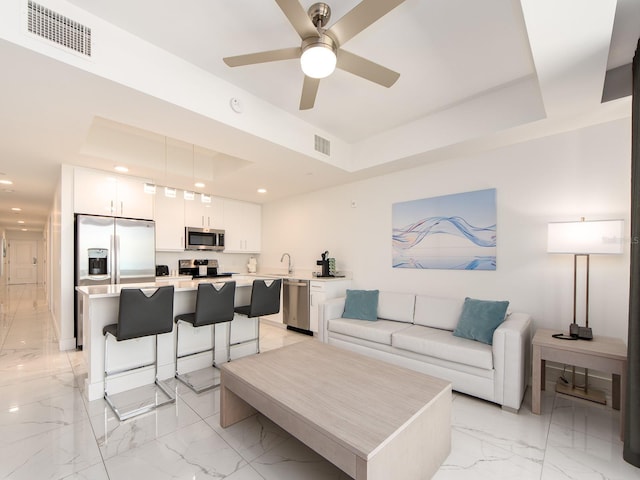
[316,251,331,277]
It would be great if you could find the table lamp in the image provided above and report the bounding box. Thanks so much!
[547,218,624,403]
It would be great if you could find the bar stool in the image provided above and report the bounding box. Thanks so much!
[103,285,175,421]
[174,281,236,393]
[231,279,282,359]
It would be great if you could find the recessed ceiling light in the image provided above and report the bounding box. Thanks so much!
[17,220,25,224]
[21,228,27,232]
[11,207,21,211]
[257,188,267,194]
[194,182,205,188]
[114,165,128,173]
[0,179,13,185]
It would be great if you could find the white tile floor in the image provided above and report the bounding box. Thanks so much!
[0,283,638,479]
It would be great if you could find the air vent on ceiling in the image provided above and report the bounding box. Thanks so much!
[314,134,330,156]
[27,1,91,57]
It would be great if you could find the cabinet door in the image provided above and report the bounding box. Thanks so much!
[204,197,224,228]
[223,200,261,253]
[74,168,117,216]
[309,282,326,333]
[243,203,262,252]
[223,200,244,251]
[116,176,154,220]
[155,191,185,251]
[310,280,352,336]
[184,196,205,227]
[184,195,224,227]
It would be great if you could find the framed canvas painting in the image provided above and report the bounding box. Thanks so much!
[392,188,497,270]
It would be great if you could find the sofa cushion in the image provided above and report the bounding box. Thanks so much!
[378,292,415,323]
[453,297,509,345]
[414,296,463,331]
[392,325,493,370]
[329,318,411,345]
[342,289,379,321]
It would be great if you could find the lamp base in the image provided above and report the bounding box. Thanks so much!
[555,378,606,405]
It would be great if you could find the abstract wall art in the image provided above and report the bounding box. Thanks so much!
[392,188,497,270]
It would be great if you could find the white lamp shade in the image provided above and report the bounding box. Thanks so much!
[300,44,337,79]
[547,219,624,254]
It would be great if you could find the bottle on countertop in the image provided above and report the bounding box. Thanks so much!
[247,256,257,273]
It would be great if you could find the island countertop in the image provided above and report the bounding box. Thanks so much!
[76,275,270,298]
[243,272,352,282]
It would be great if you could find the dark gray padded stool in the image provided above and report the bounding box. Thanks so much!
[103,285,175,421]
[231,279,282,359]
[174,281,236,393]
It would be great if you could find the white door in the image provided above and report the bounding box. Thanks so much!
[9,240,38,284]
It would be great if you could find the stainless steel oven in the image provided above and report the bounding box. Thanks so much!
[185,227,225,251]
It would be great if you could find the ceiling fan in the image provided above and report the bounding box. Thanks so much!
[223,0,406,110]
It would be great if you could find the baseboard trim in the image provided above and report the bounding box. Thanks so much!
[58,337,76,351]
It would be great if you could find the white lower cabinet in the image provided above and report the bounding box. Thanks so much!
[310,279,351,335]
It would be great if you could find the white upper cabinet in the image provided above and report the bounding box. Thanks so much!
[115,175,155,219]
[223,199,261,253]
[184,194,224,228]
[73,168,153,219]
[154,190,185,251]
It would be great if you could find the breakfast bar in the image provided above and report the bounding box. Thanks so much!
[77,276,266,401]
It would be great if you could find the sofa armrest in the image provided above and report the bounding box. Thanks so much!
[318,297,346,343]
[492,312,532,411]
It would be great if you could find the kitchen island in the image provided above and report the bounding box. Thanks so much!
[77,276,270,401]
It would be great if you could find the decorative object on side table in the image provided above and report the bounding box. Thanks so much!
[547,218,624,404]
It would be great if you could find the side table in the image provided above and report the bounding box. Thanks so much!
[531,328,627,440]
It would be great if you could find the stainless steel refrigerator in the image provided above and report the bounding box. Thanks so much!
[74,214,156,347]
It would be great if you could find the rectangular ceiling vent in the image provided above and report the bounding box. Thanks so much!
[314,134,330,156]
[27,1,91,57]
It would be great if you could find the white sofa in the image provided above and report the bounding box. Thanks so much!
[319,292,531,412]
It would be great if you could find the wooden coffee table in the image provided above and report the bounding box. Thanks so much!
[220,341,451,480]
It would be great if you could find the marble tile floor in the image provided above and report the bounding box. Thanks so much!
[0,283,638,479]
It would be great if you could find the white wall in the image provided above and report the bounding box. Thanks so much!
[262,118,631,341]
[50,165,75,351]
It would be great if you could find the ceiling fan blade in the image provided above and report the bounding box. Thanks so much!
[336,50,399,88]
[275,0,318,39]
[328,0,406,46]
[300,76,321,110]
[223,47,301,67]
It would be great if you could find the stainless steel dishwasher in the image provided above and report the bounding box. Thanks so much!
[283,279,311,334]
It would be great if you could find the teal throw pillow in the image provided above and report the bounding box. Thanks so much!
[342,289,379,321]
[453,297,509,345]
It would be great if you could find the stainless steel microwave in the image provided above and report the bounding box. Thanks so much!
[185,227,225,251]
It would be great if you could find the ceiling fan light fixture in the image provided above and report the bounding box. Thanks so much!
[300,36,336,79]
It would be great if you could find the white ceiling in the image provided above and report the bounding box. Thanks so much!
[0,0,638,231]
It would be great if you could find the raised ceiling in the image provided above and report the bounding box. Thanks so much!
[0,0,638,231]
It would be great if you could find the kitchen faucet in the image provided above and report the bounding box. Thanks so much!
[280,253,293,275]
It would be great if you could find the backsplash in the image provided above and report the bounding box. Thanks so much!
[155,251,258,275]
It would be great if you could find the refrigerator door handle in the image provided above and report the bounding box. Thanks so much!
[111,234,118,284]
